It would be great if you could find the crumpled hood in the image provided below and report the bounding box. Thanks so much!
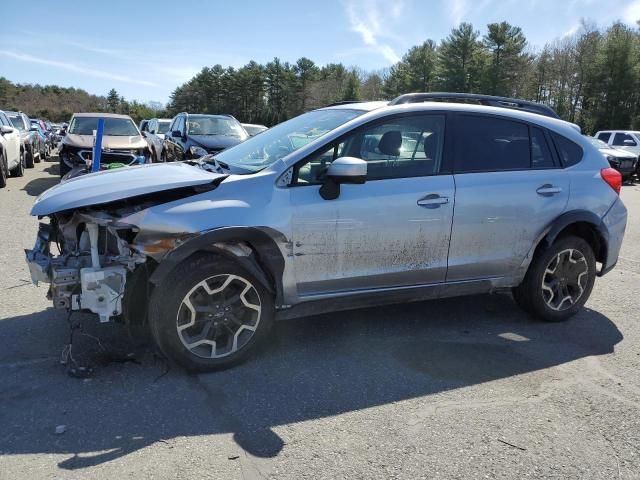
[64,133,147,150]
[191,135,243,150]
[31,163,225,216]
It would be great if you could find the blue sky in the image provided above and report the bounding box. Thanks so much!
[2,0,639,105]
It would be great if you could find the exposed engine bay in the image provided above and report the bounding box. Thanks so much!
[26,211,146,322]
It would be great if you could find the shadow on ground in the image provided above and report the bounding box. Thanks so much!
[0,293,622,469]
[21,158,60,196]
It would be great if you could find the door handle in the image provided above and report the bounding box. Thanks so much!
[536,184,562,196]
[417,194,449,208]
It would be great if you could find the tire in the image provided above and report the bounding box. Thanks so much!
[59,156,71,178]
[0,152,7,188]
[513,235,596,322]
[25,148,34,169]
[149,253,274,372]
[10,150,24,177]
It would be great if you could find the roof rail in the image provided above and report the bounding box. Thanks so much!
[389,92,560,119]
[324,100,362,107]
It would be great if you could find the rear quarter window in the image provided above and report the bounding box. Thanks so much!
[550,132,583,167]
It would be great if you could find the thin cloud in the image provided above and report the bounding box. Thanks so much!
[624,0,640,24]
[346,0,402,64]
[0,50,157,87]
[449,0,469,25]
[62,40,122,56]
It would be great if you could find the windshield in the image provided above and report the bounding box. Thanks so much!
[244,125,267,136]
[68,116,139,136]
[7,115,26,131]
[214,109,365,172]
[188,115,247,138]
[587,137,609,149]
[158,120,171,134]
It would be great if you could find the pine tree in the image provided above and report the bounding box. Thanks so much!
[106,88,120,113]
[437,23,484,92]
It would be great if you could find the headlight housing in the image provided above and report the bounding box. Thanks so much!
[606,155,619,165]
[189,145,208,158]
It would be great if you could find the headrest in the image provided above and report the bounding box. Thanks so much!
[378,131,402,156]
[424,133,438,159]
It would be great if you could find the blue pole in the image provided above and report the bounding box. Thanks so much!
[92,118,104,172]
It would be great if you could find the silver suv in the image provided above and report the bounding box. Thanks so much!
[26,93,628,371]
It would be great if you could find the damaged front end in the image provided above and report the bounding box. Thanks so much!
[25,162,228,323]
[25,211,147,322]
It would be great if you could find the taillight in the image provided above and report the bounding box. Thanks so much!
[600,167,622,194]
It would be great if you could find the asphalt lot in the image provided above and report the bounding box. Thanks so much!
[0,157,639,479]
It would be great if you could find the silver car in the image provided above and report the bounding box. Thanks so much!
[26,94,628,371]
[586,136,637,181]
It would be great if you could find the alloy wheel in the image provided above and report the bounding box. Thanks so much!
[541,248,588,311]
[176,274,262,359]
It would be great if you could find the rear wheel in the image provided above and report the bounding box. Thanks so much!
[149,254,274,371]
[0,152,7,188]
[10,150,24,177]
[513,235,596,322]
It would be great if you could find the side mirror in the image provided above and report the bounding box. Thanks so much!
[171,130,182,138]
[623,139,636,146]
[319,157,367,200]
[0,125,14,135]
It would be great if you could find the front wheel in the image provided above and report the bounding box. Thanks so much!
[25,149,35,168]
[59,156,71,178]
[149,254,274,371]
[513,236,596,322]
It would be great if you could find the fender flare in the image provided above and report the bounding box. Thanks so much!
[148,227,287,304]
[542,209,608,250]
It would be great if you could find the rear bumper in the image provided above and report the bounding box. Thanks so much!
[599,197,627,276]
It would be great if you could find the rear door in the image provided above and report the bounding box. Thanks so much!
[447,114,569,281]
[290,113,455,296]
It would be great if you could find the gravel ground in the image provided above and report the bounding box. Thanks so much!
[0,157,639,479]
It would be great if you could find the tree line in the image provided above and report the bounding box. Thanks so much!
[1,19,639,133]
[168,20,640,133]
[0,79,166,123]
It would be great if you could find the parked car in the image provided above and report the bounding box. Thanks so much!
[242,123,268,136]
[162,113,248,162]
[586,136,637,181]
[594,130,640,176]
[26,93,627,372]
[0,110,25,187]
[6,111,40,168]
[30,123,50,159]
[58,113,151,177]
[142,118,171,162]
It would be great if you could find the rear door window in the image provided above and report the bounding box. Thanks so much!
[455,115,530,172]
[531,127,555,169]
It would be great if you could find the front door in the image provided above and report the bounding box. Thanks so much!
[289,114,455,297]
